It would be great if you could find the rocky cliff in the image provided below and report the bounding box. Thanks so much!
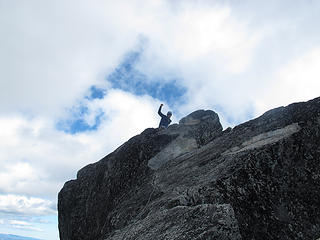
[58,97,320,240]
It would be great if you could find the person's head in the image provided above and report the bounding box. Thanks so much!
[167,111,172,118]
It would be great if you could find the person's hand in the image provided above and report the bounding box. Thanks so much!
[160,104,164,107]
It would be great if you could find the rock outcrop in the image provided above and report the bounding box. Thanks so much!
[58,97,320,240]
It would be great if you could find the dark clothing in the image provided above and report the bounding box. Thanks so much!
[158,106,171,128]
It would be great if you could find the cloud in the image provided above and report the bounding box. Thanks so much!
[0,195,55,216]
[0,0,263,121]
[0,0,139,117]
[33,218,50,224]
[9,219,44,232]
[9,220,31,226]
[0,219,4,224]
[12,226,44,232]
[138,2,261,75]
[127,0,320,124]
[2,0,320,122]
[254,47,320,115]
[0,162,37,194]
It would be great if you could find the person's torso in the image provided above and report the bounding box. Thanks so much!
[159,116,171,127]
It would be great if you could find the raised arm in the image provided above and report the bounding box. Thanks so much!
[158,104,166,117]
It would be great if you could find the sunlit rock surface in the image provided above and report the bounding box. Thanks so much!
[58,97,320,240]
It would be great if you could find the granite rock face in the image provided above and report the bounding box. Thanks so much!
[58,97,320,240]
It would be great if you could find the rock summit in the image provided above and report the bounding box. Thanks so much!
[58,97,320,240]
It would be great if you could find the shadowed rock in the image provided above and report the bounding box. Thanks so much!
[58,97,320,240]
[149,110,223,169]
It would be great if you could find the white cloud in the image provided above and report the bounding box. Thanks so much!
[138,3,262,76]
[255,47,320,115]
[0,0,139,117]
[10,220,31,226]
[0,0,263,121]
[0,219,4,224]
[0,194,55,216]
[13,226,44,232]
[34,218,50,224]
[2,0,319,122]
[9,219,44,232]
[0,162,37,193]
[131,0,320,123]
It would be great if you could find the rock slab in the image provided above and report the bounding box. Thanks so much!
[58,97,320,240]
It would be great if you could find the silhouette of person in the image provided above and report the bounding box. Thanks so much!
[158,104,172,128]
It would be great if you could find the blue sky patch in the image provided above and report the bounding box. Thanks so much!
[107,50,186,106]
[56,106,104,134]
[57,48,187,134]
[87,86,105,100]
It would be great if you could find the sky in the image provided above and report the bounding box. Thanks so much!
[1,0,320,239]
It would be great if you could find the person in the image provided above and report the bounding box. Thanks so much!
[158,104,172,128]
